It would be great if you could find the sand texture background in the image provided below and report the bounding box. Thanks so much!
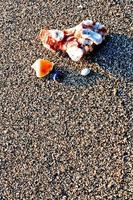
[0,0,133,199]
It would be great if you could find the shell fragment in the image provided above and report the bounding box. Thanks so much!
[31,59,54,78]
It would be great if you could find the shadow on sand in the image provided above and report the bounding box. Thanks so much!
[58,33,133,87]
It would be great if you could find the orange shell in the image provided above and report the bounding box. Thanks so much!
[31,59,54,78]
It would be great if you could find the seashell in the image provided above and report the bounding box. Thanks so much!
[66,46,84,61]
[81,68,91,76]
[38,19,107,61]
[52,70,64,82]
[31,59,54,78]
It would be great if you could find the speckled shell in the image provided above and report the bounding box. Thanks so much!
[39,19,107,61]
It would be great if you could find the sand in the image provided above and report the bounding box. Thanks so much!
[0,0,133,199]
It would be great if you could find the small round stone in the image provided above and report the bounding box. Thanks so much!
[52,70,64,82]
[81,68,91,76]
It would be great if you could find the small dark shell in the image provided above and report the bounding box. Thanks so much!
[52,70,64,82]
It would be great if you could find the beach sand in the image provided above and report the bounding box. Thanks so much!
[1,0,133,199]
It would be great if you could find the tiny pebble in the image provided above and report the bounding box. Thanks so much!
[81,68,91,76]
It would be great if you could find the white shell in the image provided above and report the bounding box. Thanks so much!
[81,68,91,76]
[66,46,84,61]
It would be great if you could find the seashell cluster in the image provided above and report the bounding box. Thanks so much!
[39,19,107,61]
